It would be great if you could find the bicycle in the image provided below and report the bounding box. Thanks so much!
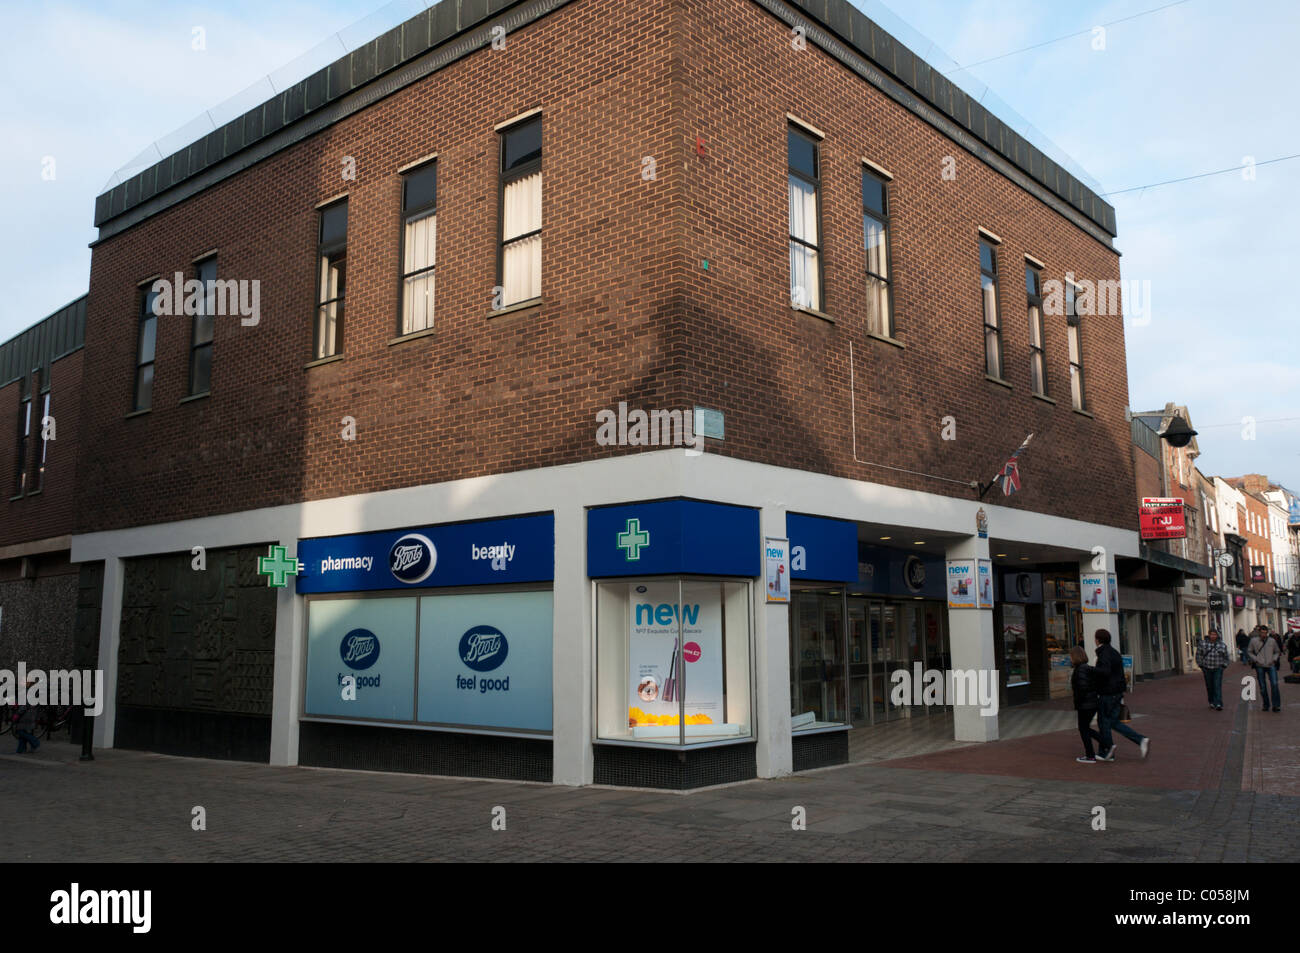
[35,705,76,740]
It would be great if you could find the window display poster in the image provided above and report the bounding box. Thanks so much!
[977,560,994,609]
[1002,603,1028,687]
[947,560,976,609]
[1080,573,1107,613]
[305,597,417,721]
[765,537,790,604]
[417,590,553,732]
[1107,573,1119,612]
[628,582,723,727]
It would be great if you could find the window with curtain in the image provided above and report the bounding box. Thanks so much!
[314,200,347,359]
[499,118,542,307]
[1026,263,1046,395]
[36,380,50,491]
[1066,280,1086,410]
[134,286,158,410]
[980,238,1001,378]
[862,167,891,336]
[190,256,216,395]
[13,375,31,496]
[788,126,821,311]
[401,162,437,334]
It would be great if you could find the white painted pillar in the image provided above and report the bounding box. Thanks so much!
[755,505,793,779]
[944,535,998,742]
[269,569,305,766]
[93,557,125,748]
[551,501,592,785]
[1079,552,1119,667]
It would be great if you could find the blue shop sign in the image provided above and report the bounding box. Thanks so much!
[857,544,946,599]
[587,499,759,577]
[296,513,554,593]
[787,513,859,582]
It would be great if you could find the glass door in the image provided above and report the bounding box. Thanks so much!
[875,602,909,721]
[847,599,870,726]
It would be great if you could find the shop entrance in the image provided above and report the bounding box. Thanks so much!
[791,588,949,730]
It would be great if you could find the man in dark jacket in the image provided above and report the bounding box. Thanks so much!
[1093,629,1149,761]
[1236,629,1250,665]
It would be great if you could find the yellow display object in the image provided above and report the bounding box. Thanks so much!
[627,707,714,727]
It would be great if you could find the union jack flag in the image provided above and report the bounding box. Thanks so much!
[993,434,1034,496]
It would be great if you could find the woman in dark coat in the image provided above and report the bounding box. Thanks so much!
[1071,646,1104,763]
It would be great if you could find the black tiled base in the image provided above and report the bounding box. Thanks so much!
[114,706,271,763]
[593,741,757,789]
[792,730,848,771]
[298,721,552,782]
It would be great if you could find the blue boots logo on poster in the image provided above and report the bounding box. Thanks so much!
[340,628,381,670]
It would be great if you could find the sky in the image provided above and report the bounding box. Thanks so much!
[1,0,1297,490]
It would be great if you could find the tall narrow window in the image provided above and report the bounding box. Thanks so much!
[35,373,49,492]
[134,285,158,411]
[315,200,348,359]
[190,256,216,395]
[12,375,31,496]
[788,126,822,311]
[980,238,1001,378]
[400,162,437,334]
[862,167,891,336]
[1066,280,1087,410]
[499,117,542,307]
[1026,263,1046,395]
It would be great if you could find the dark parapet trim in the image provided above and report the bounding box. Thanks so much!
[93,0,551,232]
[0,295,88,389]
[768,0,1116,242]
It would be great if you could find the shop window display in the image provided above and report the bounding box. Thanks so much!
[596,578,752,746]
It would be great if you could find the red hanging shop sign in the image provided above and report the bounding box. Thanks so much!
[1139,497,1186,540]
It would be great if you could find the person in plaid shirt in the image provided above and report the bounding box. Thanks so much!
[1195,628,1231,711]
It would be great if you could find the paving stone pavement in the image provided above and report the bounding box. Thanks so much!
[1,739,1296,862]
[2,673,1294,863]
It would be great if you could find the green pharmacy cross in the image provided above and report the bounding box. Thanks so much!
[259,545,300,588]
[617,518,650,561]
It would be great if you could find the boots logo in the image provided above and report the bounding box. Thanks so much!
[904,555,926,592]
[459,625,509,671]
[340,629,380,670]
[390,533,436,583]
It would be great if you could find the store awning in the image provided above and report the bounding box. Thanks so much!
[1117,543,1213,588]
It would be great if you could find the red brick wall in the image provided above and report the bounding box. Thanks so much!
[78,0,1136,534]
[676,0,1133,529]
[78,0,684,533]
[0,350,84,548]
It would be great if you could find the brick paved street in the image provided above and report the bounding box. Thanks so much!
[1,673,1295,862]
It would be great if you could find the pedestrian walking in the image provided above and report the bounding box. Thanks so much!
[1194,628,1230,710]
[12,699,40,755]
[1285,629,1300,676]
[1093,629,1149,761]
[1247,627,1281,712]
[1070,646,1104,763]
[1236,629,1250,665]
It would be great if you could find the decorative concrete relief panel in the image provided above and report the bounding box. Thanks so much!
[118,546,276,715]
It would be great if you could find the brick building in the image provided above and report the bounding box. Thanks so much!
[62,0,1143,786]
[1224,476,1279,631]
[0,297,99,682]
